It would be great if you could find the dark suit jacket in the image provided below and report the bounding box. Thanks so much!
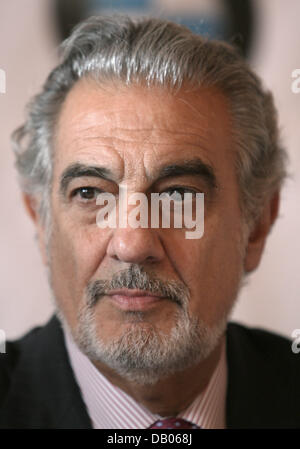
[0,316,299,428]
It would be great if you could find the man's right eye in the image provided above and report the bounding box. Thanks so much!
[71,187,102,203]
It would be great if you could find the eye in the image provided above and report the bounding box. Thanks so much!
[71,187,102,203]
[161,187,198,201]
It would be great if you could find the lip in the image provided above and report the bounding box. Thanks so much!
[107,289,164,311]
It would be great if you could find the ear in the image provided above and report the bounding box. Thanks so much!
[244,190,280,273]
[23,193,48,266]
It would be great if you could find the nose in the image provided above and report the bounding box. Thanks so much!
[106,226,165,264]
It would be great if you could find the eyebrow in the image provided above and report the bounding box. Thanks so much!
[59,163,114,196]
[155,159,218,191]
[59,158,218,196]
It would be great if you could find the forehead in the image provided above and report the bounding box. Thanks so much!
[54,78,234,181]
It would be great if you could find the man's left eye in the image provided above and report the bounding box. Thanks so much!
[72,187,101,202]
[161,187,197,201]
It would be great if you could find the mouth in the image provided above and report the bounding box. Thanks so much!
[107,288,166,311]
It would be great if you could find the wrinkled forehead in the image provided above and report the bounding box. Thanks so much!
[53,78,234,182]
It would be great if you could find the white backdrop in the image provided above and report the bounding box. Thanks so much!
[0,0,299,340]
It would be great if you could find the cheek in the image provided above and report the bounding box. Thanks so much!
[48,217,109,325]
[170,214,244,325]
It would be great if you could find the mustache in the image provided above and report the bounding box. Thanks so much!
[85,264,189,308]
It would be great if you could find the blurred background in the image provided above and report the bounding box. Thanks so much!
[0,0,299,339]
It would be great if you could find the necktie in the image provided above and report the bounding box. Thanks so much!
[148,418,200,429]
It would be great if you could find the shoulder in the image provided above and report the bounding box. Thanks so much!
[226,322,300,428]
[0,325,42,405]
[227,321,293,357]
[226,321,298,383]
[0,316,91,429]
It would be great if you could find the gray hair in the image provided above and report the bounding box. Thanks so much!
[12,15,288,229]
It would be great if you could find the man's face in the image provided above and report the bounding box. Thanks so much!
[45,79,246,382]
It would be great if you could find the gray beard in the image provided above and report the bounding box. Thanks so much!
[73,307,227,385]
[52,265,230,385]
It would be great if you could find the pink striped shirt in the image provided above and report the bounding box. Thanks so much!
[63,329,227,429]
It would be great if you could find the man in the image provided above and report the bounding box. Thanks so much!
[0,15,298,429]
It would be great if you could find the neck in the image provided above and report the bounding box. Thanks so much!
[93,336,225,416]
